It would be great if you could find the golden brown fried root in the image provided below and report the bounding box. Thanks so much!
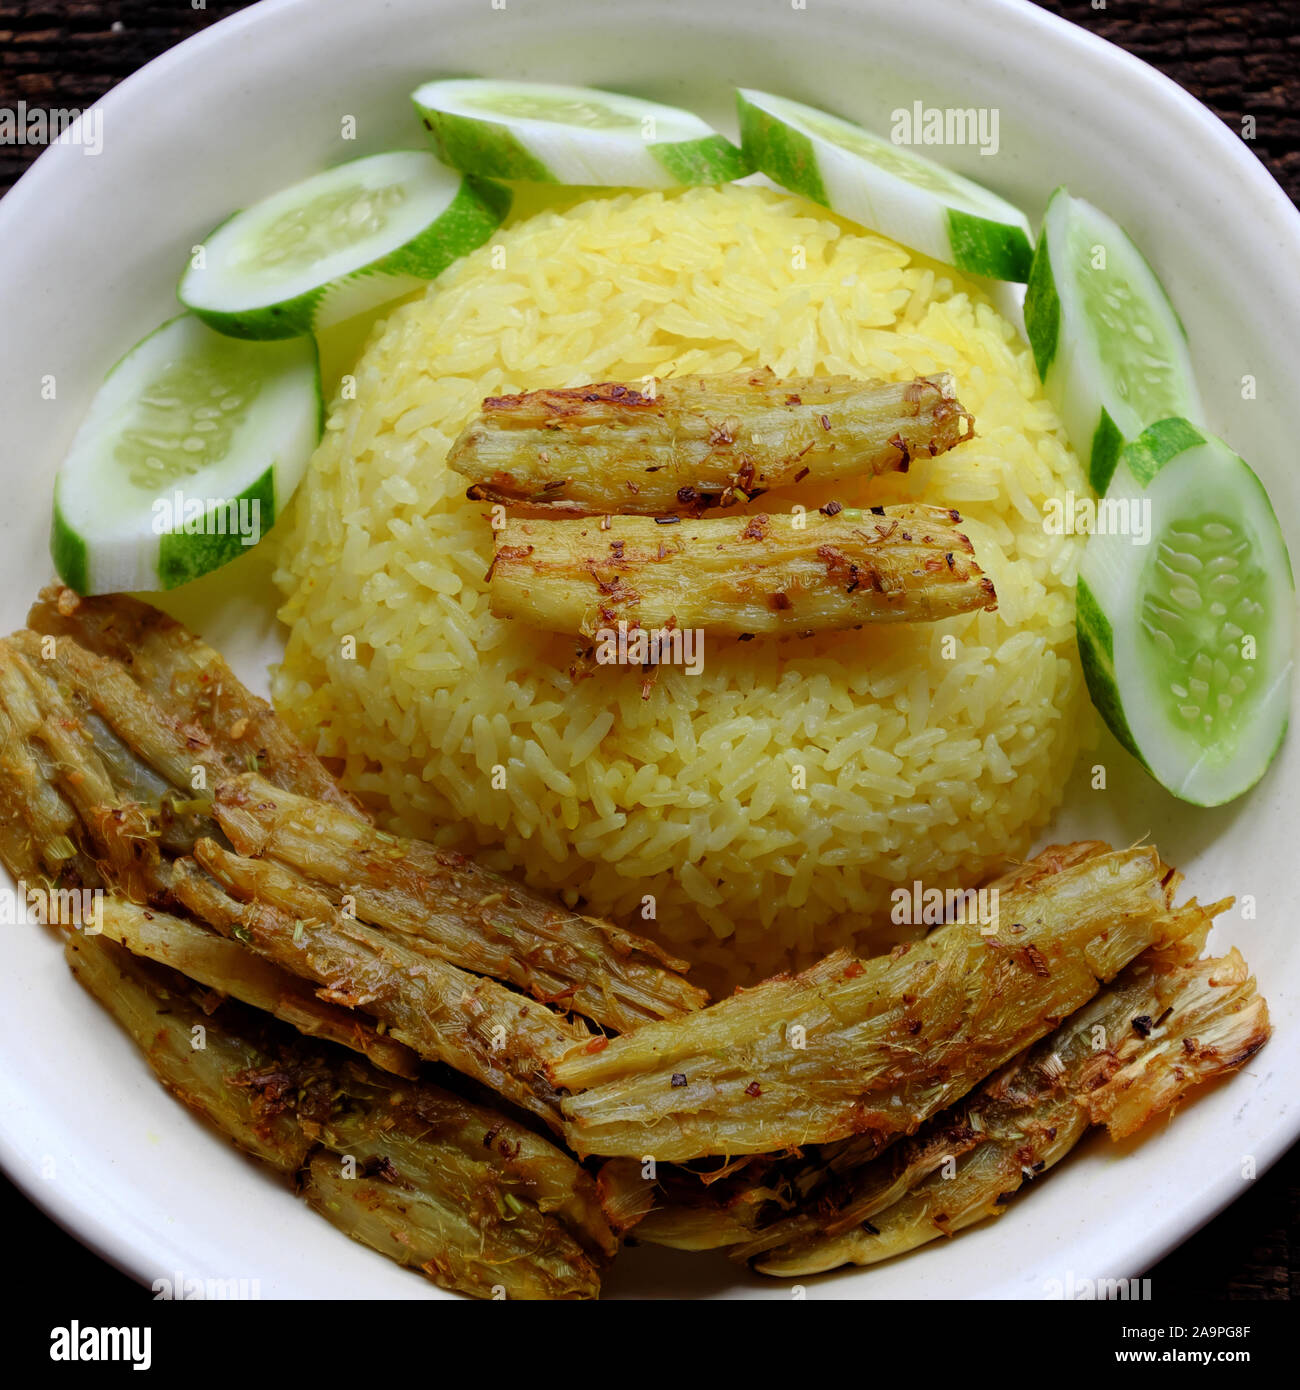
[98,897,419,1078]
[0,794,43,884]
[553,843,1223,1162]
[299,1070,615,1299]
[301,1156,602,1300]
[7,627,234,795]
[66,933,612,1300]
[741,943,1269,1276]
[489,506,996,639]
[1082,947,1269,1139]
[80,802,176,905]
[65,932,314,1171]
[0,642,119,816]
[624,925,1213,1255]
[0,641,103,885]
[594,1158,659,1238]
[0,634,221,885]
[25,586,366,819]
[171,843,587,1134]
[449,369,973,514]
[614,1161,792,1252]
[212,772,707,1033]
[1,590,672,1131]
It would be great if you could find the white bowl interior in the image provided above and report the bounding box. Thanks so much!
[0,0,1296,1298]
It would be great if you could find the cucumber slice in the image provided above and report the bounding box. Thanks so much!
[735,88,1033,281]
[178,151,509,340]
[1025,187,1203,493]
[411,78,750,187]
[51,314,322,595]
[1077,419,1293,806]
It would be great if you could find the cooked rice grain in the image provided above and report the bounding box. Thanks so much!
[272,186,1089,984]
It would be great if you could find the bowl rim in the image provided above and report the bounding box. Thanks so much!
[1,0,1297,1300]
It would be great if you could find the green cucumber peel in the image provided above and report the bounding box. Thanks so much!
[179,152,508,340]
[736,87,1033,282]
[1076,419,1293,806]
[51,315,322,595]
[413,79,750,188]
[1025,187,1202,489]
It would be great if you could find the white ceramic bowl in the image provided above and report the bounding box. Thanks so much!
[1,0,1296,1300]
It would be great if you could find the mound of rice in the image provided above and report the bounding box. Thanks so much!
[272,184,1090,984]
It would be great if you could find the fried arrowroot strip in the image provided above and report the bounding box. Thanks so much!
[24,667,184,829]
[623,1166,791,1251]
[315,1073,616,1263]
[0,795,42,884]
[80,802,180,905]
[212,773,707,1032]
[0,639,224,889]
[7,628,230,796]
[1083,947,1270,1138]
[736,938,1231,1258]
[0,643,206,884]
[172,844,587,1134]
[594,1158,660,1238]
[449,370,973,514]
[23,587,365,819]
[0,642,118,816]
[98,897,419,1078]
[300,1070,614,1300]
[553,843,1223,1161]
[631,918,1223,1254]
[1,587,361,877]
[67,933,612,1300]
[744,945,1270,1276]
[489,506,997,638]
[0,642,105,884]
[65,933,312,1171]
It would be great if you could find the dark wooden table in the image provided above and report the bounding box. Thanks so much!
[0,0,1295,1301]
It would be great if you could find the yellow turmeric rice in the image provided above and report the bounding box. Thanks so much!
[272,183,1089,984]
